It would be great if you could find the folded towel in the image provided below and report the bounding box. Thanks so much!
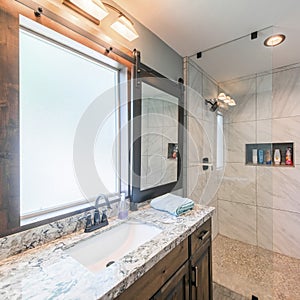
[150,193,194,216]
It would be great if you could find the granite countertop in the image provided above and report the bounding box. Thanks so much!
[0,204,214,300]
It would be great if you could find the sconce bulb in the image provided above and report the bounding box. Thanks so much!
[224,96,231,103]
[218,92,226,101]
[228,99,236,106]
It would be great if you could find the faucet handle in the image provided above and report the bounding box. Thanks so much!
[85,214,93,229]
[101,210,108,223]
[94,209,101,225]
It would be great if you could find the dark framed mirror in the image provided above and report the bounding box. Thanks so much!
[131,59,184,203]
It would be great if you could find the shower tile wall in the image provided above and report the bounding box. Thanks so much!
[218,64,300,259]
[141,98,178,190]
[186,57,300,259]
[184,59,220,239]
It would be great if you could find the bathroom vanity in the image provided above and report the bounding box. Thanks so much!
[0,205,214,299]
[116,218,212,300]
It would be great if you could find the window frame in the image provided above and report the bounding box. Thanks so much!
[0,0,135,237]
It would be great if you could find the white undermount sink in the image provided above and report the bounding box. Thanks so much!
[65,220,162,273]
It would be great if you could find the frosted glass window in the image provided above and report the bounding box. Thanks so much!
[20,28,119,216]
[216,114,224,170]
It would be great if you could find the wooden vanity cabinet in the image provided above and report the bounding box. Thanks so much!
[151,261,189,300]
[189,219,212,300]
[116,219,212,300]
[116,239,189,300]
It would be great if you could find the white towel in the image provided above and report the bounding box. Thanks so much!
[150,193,194,216]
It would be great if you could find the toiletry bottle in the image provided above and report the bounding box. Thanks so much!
[274,149,281,165]
[118,193,128,220]
[265,150,271,165]
[258,149,264,164]
[285,147,292,165]
[252,149,257,164]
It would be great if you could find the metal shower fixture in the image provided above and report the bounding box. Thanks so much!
[205,92,236,112]
[205,99,219,112]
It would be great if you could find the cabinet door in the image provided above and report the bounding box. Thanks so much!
[190,239,212,300]
[116,239,188,300]
[152,261,189,300]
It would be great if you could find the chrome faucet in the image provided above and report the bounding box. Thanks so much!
[95,193,112,209]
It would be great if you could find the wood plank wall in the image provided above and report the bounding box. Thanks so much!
[0,1,20,233]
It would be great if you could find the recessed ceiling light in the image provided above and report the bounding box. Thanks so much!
[264,34,286,47]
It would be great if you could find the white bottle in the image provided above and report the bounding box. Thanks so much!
[118,193,128,220]
[252,149,258,164]
[274,149,281,165]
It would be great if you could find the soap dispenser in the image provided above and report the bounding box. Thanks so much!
[118,193,128,220]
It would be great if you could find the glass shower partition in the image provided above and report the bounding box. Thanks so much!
[185,27,275,298]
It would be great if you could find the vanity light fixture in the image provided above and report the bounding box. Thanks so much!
[110,15,139,41]
[103,2,139,41]
[63,0,139,41]
[63,0,108,25]
[264,34,286,47]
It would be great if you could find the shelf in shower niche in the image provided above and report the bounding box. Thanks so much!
[245,142,294,167]
[246,163,294,167]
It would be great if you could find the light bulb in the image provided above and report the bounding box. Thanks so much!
[228,99,236,106]
[224,96,231,103]
[264,34,286,47]
[218,93,226,101]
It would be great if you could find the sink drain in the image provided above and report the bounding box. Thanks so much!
[106,261,115,267]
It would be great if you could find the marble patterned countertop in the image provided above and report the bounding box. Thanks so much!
[0,204,214,300]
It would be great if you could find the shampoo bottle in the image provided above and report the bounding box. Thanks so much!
[274,149,281,165]
[252,149,258,164]
[265,150,272,165]
[258,149,264,164]
[118,193,128,220]
[285,147,292,165]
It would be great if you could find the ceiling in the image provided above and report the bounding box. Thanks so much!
[113,0,300,82]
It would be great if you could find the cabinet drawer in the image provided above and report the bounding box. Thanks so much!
[116,239,188,300]
[190,219,211,255]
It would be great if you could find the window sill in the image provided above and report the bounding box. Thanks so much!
[20,202,91,226]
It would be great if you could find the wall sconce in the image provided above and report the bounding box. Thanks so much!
[63,0,139,42]
[205,92,236,112]
[110,15,139,42]
[63,0,108,25]
[218,92,236,106]
[103,2,139,42]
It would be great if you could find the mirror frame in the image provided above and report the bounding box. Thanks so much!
[131,57,184,203]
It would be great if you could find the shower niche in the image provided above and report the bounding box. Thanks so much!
[245,142,294,167]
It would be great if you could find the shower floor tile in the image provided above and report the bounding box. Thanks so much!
[212,235,300,300]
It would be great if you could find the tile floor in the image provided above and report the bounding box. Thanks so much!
[212,235,300,300]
